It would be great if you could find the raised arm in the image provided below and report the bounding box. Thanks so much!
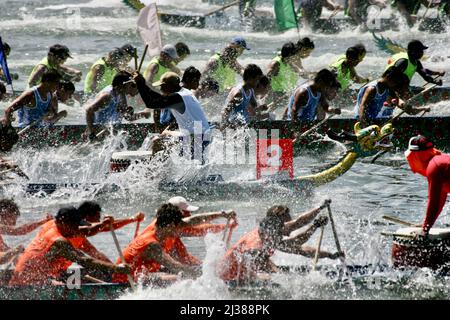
[50,240,128,275]
[0,215,52,236]
[416,60,444,85]
[183,210,235,226]
[283,200,329,235]
[133,73,185,113]
[277,216,328,253]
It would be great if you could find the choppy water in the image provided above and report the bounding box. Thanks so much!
[0,0,449,300]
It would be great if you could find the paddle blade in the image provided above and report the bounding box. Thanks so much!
[122,0,145,11]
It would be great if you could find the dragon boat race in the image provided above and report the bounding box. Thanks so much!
[0,0,450,308]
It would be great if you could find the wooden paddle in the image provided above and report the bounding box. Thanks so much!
[134,48,138,71]
[134,220,141,239]
[298,114,336,139]
[312,226,325,271]
[204,0,240,17]
[326,203,345,265]
[138,45,149,74]
[109,221,137,291]
[382,83,439,126]
[382,215,421,227]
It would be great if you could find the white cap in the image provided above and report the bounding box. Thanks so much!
[168,196,199,212]
[161,44,179,59]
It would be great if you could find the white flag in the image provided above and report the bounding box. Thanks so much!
[137,2,163,58]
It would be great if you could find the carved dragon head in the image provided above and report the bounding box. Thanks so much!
[352,122,395,157]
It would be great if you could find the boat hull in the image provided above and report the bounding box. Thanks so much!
[391,228,450,269]
[15,116,450,152]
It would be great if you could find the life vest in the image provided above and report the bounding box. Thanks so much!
[17,86,52,128]
[386,52,417,80]
[93,85,125,125]
[330,55,352,91]
[271,56,298,93]
[28,57,58,86]
[144,57,169,84]
[112,221,176,283]
[84,58,118,94]
[286,84,321,121]
[9,220,73,285]
[354,80,389,120]
[225,85,255,125]
[209,53,237,93]
[218,228,273,282]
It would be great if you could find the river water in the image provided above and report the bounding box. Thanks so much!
[0,0,449,300]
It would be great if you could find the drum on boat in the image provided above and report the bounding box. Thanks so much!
[391,227,450,269]
[110,151,153,173]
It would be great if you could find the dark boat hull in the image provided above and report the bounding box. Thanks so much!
[16,117,450,152]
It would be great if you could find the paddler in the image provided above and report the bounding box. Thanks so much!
[172,42,191,73]
[84,48,126,96]
[9,206,130,286]
[266,42,300,108]
[168,196,237,238]
[28,44,82,87]
[147,197,237,267]
[77,201,145,239]
[143,44,181,91]
[354,66,430,127]
[112,203,201,284]
[345,0,387,31]
[193,78,220,100]
[217,201,343,283]
[296,0,343,31]
[133,71,211,164]
[0,199,52,265]
[283,69,341,122]
[405,135,450,237]
[221,64,268,127]
[330,44,370,92]
[159,66,203,127]
[2,71,67,128]
[202,36,250,93]
[291,37,316,79]
[391,0,422,27]
[385,40,445,87]
[84,71,150,141]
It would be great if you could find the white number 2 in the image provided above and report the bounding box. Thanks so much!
[266,144,282,167]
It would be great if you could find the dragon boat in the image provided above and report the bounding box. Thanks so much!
[14,116,450,152]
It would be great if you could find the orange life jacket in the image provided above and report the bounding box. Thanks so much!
[217,228,271,282]
[9,220,74,285]
[113,220,171,283]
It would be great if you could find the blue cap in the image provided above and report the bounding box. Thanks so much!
[231,36,250,50]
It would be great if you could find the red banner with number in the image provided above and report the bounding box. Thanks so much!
[256,139,294,179]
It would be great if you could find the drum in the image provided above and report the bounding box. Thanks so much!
[391,227,450,269]
[109,151,153,173]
